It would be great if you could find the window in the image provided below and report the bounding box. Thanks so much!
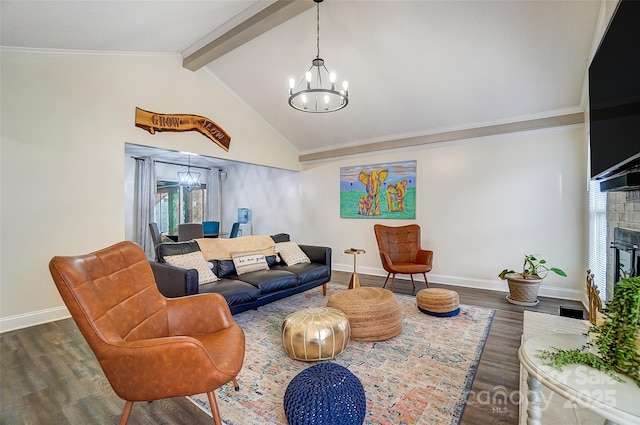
[155,181,206,234]
[587,180,607,300]
[184,186,205,223]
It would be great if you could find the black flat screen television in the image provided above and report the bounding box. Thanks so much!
[589,0,640,187]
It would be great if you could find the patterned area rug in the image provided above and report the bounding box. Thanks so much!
[188,284,495,425]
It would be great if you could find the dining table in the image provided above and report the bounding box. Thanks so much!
[165,232,229,242]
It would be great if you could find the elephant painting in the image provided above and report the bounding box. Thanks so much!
[386,179,408,212]
[340,160,416,219]
[358,168,389,216]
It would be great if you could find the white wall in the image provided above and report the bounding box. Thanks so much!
[217,163,300,237]
[295,126,588,299]
[0,53,300,331]
[208,124,587,301]
[0,52,589,332]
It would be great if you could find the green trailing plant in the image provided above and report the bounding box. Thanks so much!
[537,276,640,387]
[499,254,567,280]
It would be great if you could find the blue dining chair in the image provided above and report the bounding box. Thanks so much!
[202,221,220,236]
[229,222,240,238]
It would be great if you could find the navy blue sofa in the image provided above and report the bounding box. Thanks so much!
[149,233,332,315]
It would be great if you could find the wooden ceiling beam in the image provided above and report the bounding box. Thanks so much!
[183,0,314,71]
[299,112,585,162]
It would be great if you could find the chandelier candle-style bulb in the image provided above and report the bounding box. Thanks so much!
[287,0,349,113]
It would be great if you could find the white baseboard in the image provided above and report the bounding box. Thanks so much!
[2,265,586,334]
[332,264,585,302]
[0,306,70,333]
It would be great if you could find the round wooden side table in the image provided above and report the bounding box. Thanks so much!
[344,248,365,289]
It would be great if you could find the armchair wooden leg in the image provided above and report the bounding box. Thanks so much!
[423,273,429,288]
[233,378,240,391]
[207,391,223,425]
[119,401,134,425]
[322,283,327,296]
[382,273,391,289]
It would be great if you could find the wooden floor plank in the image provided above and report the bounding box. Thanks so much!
[0,271,584,424]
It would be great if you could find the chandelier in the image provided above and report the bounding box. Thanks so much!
[177,155,201,192]
[288,0,348,113]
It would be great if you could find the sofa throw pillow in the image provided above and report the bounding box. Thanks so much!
[164,251,219,285]
[231,251,269,275]
[276,241,311,266]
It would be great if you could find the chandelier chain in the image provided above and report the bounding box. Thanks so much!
[316,1,320,59]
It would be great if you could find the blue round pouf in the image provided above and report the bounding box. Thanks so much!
[284,362,366,425]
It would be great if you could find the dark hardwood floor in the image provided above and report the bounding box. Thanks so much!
[0,271,585,425]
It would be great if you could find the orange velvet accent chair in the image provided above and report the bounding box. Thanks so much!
[49,241,245,425]
[374,224,433,292]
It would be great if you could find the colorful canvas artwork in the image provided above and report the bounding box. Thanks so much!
[340,160,416,219]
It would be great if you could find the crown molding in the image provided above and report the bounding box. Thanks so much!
[0,46,178,59]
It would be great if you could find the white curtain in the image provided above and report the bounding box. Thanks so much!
[134,157,156,259]
[206,167,222,222]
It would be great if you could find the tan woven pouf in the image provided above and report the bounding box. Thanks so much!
[281,307,351,361]
[416,288,460,317]
[327,287,402,341]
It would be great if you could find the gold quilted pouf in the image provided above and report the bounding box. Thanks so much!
[281,307,350,361]
[327,287,402,341]
[416,288,460,317]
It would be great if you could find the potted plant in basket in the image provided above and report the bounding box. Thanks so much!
[499,254,567,306]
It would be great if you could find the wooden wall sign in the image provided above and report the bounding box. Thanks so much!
[134,107,231,151]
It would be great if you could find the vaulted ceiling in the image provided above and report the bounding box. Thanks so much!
[1,0,603,160]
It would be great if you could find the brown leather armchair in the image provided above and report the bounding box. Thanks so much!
[374,224,433,292]
[49,241,245,425]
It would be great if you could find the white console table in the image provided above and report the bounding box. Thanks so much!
[519,333,640,425]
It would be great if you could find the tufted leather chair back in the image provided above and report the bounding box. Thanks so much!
[49,241,245,425]
[49,241,169,356]
[373,224,432,292]
[374,224,421,263]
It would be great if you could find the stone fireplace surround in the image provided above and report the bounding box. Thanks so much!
[606,190,640,299]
